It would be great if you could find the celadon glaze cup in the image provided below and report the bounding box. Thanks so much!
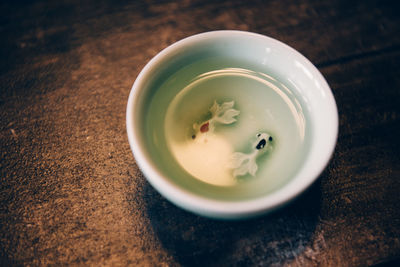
[126,31,338,219]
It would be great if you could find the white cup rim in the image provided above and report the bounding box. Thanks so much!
[126,30,338,219]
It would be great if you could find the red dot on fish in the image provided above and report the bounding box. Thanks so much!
[200,122,209,133]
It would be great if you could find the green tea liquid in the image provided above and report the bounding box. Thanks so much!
[146,58,310,198]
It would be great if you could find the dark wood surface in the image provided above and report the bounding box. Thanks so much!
[1,0,399,266]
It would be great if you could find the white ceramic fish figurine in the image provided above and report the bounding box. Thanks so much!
[230,133,273,177]
[192,100,240,139]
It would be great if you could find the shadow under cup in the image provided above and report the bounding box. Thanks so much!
[127,31,338,218]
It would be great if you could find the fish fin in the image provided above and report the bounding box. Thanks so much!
[209,100,219,117]
[248,158,258,176]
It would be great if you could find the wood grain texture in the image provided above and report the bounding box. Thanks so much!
[0,0,399,266]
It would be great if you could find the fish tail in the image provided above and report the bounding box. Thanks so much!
[230,152,258,177]
[210,101,240,125]
[230,152,248,168]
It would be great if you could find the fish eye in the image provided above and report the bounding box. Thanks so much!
[269,136,273,141]
[257,133,261,137]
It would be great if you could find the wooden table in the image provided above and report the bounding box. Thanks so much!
[1,1,399,266]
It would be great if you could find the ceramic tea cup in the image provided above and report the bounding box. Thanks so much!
[126,30,338,219]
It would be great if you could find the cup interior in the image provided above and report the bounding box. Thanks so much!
[126,31,338,218]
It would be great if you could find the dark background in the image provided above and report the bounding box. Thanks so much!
[1,0,399,266]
